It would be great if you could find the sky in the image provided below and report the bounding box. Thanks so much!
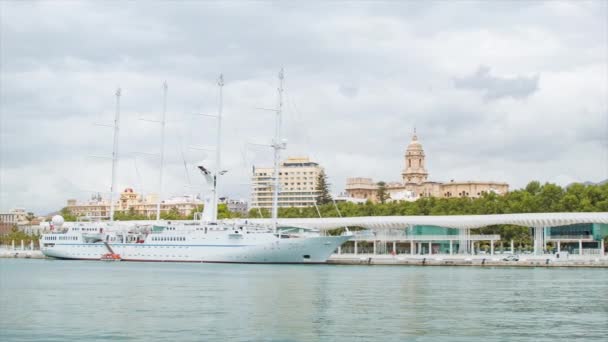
[1,1,607,215]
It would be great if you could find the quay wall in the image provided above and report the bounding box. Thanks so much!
[328,254,608,267]
[2,249,607,267]
[0,248,45,259]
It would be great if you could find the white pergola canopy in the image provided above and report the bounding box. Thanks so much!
[239,212,608,230]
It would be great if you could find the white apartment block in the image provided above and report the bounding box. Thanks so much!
[251,157,323,209]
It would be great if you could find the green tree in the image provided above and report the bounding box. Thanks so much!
[315,170,332,205]
[160,207,183,220]
[187,205,204,220]
[559,194,579,211]
[0,227,41,248]
[217,203,243,219]
[376,181,389,204]
[248,207,271,218]
[538,183,564,212]
[26,212,36,223]
[525,181,541,195]
[59,207,77,222]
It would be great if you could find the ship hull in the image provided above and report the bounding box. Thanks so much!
[40,235,350,264]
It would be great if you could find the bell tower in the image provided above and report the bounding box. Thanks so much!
[401,129,428,184]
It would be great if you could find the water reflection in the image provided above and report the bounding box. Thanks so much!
[1,260,607,341]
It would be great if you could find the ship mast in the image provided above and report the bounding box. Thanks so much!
[156,81,168,221]
[271,69,285,232]
[109,88,121,222]
[212,74,224,222]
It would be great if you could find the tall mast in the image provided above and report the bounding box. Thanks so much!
[212,74,224,222]
[156,81,168,221]
[271,68,285,232]
[109,88,121,222]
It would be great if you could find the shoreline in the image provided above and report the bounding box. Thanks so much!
[327,254,608,267]
[0,249,45,259]
[2,250,607,267]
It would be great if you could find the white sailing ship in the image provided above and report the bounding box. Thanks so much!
[40,70,352,263]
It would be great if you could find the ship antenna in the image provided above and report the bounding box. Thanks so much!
[109,88,121,222]
[213,74,224,222]
[271,68,285,233]
[156,81,168,221]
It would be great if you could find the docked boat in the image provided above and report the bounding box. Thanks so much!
[40,70,352,263]
[40,219,350,263]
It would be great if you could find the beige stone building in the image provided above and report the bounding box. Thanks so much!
[251,156,323,209]
[346,132,509,202]
[0,208,29,226]
[66,188,203,218]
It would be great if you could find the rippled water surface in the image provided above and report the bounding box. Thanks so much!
[1,259,607,341]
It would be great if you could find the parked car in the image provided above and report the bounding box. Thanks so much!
[502,255,519,262]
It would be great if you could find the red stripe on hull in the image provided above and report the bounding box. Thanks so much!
[47,256,327,264]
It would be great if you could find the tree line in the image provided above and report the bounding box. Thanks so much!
[58,180,608,222]
[4,181,607,248]
[52,180,608,220]
[270,180,608,216]
[251,180,608,247]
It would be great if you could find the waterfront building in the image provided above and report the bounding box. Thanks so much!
[251,156,323,209]
[337,222,608,256]
[341,226,498,256]
[0,208,29,226]
[0,222,13,235]
[66,188,203,218]
[545,223,608,255]
[332,193,367,204]
[246,213,608,256]
[219,197,249,216]
[0,208,32,235]
[345,131,509,202]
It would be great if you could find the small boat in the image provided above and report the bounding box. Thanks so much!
[100,253,121,261]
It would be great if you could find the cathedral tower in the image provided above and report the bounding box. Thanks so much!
[402,130,428,184]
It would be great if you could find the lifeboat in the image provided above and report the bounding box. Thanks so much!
[100,253,121,261]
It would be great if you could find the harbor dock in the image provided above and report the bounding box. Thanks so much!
[0,248,45,259]
[328,254,608,267]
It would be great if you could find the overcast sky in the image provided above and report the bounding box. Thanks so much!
[1,1,607,214]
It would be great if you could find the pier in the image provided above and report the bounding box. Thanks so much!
[328,254,608,267]
[0,240,45,259]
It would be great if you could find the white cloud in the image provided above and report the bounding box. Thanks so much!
[0,1,606,214]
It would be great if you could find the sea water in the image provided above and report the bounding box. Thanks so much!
[1,259,607,341]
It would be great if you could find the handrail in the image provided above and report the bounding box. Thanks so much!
[351,233,501,241]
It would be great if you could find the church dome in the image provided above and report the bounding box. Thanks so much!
[402,130,428,185]
[406,133,423,152]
